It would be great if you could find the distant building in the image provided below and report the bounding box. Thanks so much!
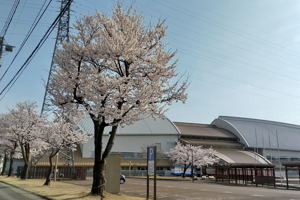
[33,115,300,178]
[175,122,270,169]
[78,116,180,175]
[212,116,300,166]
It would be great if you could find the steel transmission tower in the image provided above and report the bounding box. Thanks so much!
[41,0,72,115]
[41,0,76,177]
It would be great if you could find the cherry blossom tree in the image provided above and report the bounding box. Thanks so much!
[41,119,89,186]
[0,150,8,176]
[47,4,187,196]
[0,114,19,176]
[8,102,45,179]
[168,142,219,177]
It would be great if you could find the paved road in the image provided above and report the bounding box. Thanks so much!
[121,178,300,200]
[0,181,45,200]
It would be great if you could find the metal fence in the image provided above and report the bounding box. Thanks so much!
[120,170,172,176]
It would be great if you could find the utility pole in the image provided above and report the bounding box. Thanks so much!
[0,36,14,67]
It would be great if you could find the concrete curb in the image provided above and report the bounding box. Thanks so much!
[0,180,53,200]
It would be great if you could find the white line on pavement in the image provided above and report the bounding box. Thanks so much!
[251,194,265,197]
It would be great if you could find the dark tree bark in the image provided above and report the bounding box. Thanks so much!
[91,120,105,195]
[182,164,190,178]
[7,156,14,177]
[44,154,55,186]
[8,142,17,177]
[20,143,31,179]
[1,151,8,175]
[91,120,118,198]
[21,162,29,179]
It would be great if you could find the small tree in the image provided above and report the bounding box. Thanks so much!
[9,102,45,179]
[42,119,89,185]
[0,149,8,176]
[0,114,19,176]
[48,4,187,196]
[168,142,219,177]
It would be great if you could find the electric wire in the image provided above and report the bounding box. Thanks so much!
[0,0,53,83]
[0,0,73,100]
[0,0,21,37]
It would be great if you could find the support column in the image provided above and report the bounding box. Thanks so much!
[228,168,230,184]
[285,166,289,189]
[235,168,237,184]
[272,168,276,188]
[255,168,258,187]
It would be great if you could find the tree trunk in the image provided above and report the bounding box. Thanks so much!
[91,120,106,195]
[91,121,118,198]
[8,143,17,177]
[98,125,118,197]
[44,155,54,186]
[182,164,190,178]
[1,152,8,175]
[182,165,187,178]
[21,143,31,180]
[21,162,29,179]
[7,155,14,177]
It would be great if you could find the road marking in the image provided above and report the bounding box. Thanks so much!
[251,194,265,197]
[223,191,232,194]
[166,185,175,188]
[158,195,168,198]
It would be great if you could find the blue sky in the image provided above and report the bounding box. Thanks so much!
[1,0,300,124]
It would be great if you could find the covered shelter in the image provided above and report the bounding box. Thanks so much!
[213,148,275,187]
[282,162,300,189]
[175,121,275,186]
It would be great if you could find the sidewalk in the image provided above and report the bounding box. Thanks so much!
[0,176,144,200]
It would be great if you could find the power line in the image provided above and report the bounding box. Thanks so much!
[0,0,73,100]
[0,0,21,37]
[0,0,53,83]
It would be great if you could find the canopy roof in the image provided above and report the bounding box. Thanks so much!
[215,149,271,166]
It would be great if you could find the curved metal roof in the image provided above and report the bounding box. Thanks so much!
[174,122,236,138]
[212,116,300,151]
[214,149,271,165]
[77,115,180,135]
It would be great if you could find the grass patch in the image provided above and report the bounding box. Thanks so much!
[0,176,144,200]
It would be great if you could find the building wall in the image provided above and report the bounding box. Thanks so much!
[262,149,300,162]
[81,134,178,158]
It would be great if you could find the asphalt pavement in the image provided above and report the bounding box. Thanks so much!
[121,178,300,200]
[0,181,46,200]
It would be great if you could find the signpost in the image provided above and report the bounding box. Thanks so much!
[147,146,157,200]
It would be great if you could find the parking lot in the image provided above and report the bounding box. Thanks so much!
[121,178,300,200]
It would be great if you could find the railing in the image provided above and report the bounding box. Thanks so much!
[121,170,172,176]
